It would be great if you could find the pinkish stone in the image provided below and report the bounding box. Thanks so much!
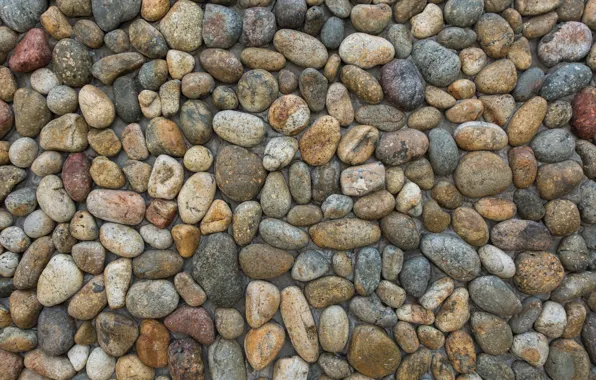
[62,153,92,202]
[9,29,52,73]
[164,306,215,345]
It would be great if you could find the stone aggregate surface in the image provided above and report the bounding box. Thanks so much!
[0,0,596,379]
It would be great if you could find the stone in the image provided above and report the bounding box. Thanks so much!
[348,325,401,378]
[454,152,512,198]
[159,0,202,51]
[24,349,76,380]
[469,276,522,317]
[411,4,443,38]
[280,286,319,363]
[244,323,285,370]
[9,29,52,73]
[421,234,481,281]
[241,8,276,47]
[571,86,596,140]
[545,339,590,380]
[126,280,179,318]
[380,59,424,111]
[310,219,381,250]
[304,276,355,308]
[412,40,461,87]
[540,63,592,101]
[478,245,515,278]
[37,254,83,307]
[274,29,328,68]
[192,233,243,307]
[216,146,266,202]
[454,122,508,151]
[203,4,242,48]
[341,65,384,104]
[475,59,518,94]
[164,306,215,345]
[136,320,169,368]
[168,339,205,380]
[208,338,246,380]
[476,13,515,58]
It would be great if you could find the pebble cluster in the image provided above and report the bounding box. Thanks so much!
[0,0,596,379]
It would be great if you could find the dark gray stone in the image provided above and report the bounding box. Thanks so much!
[531,129,575,163]
[509,296,542,334]
[399,256,430,297]
[138,59,168,90]
[303,6,324,36]
[380,59,425,111]
[513,189,545,221]
[38,306,76,356]
[512,361,547,380]
[475,354,515,380]
[558,234,590,272]
[540,63,592,101]
[274,0,307,29]
[53,39,93,88]
[299,68,328,112]
[513,67,545,102]
[436,27,476,50]
[180,100,213,145]
[113,76,141,123]
[312,158,341,204]
[192,233,243,307]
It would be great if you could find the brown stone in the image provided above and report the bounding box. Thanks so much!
[136,319,170,368]
[164,306,215,345]
[536,160,585,200]
[347,325,401,378]
[514,252,565,294]
[474,198,517,221]
[445,330,476,374]
[508,146,538,189]
[172,224,201,258]
[244,323,285,370]
[168,338,205,380]
[146,199,178,228]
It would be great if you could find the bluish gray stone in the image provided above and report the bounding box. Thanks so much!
[92,0,141,32]
[321,194,353,219]
[531,129,575,163]
[303,6,324,36]
[444,0,484,27]
[420,233,481,281]
[428,128,459,176]
[354,247,382,296]
[412,40,461,87]
[349,294,397,328]
[203,4,242,49]
[399,256,430,297]
[436,27,477,50]
[321,17,344,49]
[509,296,542,334]
[0,0,47,33]
[292,250,330,282]
[513,67,545,102]
[540,63,592,101]
[386,24,412,59]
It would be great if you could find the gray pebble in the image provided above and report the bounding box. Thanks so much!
[399,256,430,297]
[531,129,575,163]
[320,17,344,49]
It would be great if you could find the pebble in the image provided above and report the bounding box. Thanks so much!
[24,349,76,380]
[310,219,381,250]
[203,4,242,49]
[280,286,319,363]
[540,63,592,101]
[421,234,480,281]
[208,337,245,380]
[192,233,243,307]
[274,29,328,69]
[380,59,424,111]
[454,152,512,198]
[470,276,522,317]
[339,33,394,69]
[411,4,443,38]
[241,8,276,47]
[341,65,384,104]
[412,40,461,87]
[571,86,596,139]
[545,339,591,380]
[347,325,400,378]
[475,59,518,94]
[37,254,83,307]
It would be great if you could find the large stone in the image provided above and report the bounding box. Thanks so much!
[420,233,481,281]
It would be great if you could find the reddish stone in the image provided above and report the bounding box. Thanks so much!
[0,348,24,379]
[145,199,178,228]
[62,153,92,202]
[164,306,215,345]
[0,100,13,139]
[571,86,596,140]
[168,338,205,380]
[8,29,52,73]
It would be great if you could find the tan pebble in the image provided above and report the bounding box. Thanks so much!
[507,96,548,146]
[445,99,483,123]
[474,198,517,221]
